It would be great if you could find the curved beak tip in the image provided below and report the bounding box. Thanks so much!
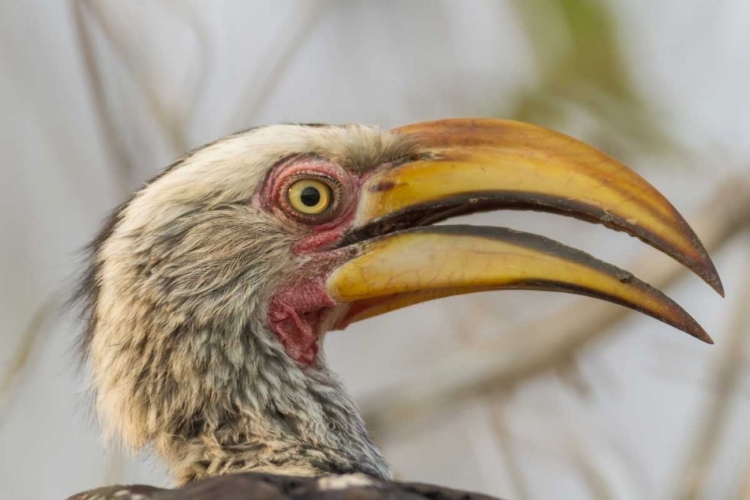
[707,269,725,297]
[328,118,721,344]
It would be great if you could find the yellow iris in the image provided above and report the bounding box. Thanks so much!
[287,179,332,215]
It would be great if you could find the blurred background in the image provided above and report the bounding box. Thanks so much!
[1,1,750,499]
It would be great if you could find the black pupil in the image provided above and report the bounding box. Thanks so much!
[300,186,322,207]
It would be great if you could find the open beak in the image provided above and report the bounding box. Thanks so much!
[325,118,722,343]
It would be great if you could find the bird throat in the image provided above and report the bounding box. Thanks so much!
[268,278,336,365]
[142,313,393,484]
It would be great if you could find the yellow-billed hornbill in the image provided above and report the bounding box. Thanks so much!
[67,119,722,500]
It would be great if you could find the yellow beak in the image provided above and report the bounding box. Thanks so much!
[325,119,721,342]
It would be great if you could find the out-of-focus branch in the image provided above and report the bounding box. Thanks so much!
[229,0,329,130]
[0,294,60,428]
[489,397,531,500]
[675,232,750,500]
[72,0,136,194]
[742,454,750,500]
[364,175,750,439]
[83,1,203,154]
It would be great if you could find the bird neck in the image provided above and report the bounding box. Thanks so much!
[146,323,391,485]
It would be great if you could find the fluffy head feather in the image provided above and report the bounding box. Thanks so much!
[75,124,416,483]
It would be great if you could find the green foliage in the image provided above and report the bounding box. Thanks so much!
[510,0,675,159]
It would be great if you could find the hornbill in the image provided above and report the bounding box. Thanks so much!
[67,119,722,500]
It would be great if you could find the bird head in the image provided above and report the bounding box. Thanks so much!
[77,119,721,483]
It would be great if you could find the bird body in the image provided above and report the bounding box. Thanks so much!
[68,119,722,499]
[67,472,500,500]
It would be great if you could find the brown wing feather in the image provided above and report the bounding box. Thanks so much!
[65,472,502,500]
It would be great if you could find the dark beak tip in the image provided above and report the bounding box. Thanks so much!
[698,259,724,297]
[685,320,714,345]
[710,273,726,298]
[695,330,715,345]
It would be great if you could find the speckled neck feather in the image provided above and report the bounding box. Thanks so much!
[147,318,389,484]
[73,124,416,484]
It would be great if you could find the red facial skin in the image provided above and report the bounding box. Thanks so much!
[257,158,380,366]
[268,280,337,366]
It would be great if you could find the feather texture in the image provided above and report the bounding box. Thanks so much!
[72,124,415,483]
[66,472,502,500]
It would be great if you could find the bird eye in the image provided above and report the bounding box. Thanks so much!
[287,178,334,216]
